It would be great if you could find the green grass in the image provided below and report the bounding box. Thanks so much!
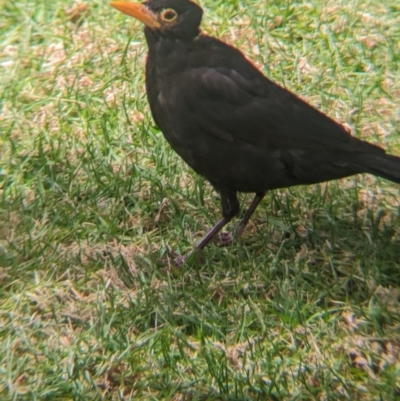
[1,0,400,399]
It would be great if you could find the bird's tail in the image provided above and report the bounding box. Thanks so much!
[355,152,400,184]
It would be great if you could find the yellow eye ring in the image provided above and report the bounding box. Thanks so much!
[160,8,178,22]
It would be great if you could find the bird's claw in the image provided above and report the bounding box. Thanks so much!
[163,247,204,270]
[216,222,247,247]
[216,231,234,247]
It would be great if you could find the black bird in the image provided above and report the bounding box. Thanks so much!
[110,0,400,254]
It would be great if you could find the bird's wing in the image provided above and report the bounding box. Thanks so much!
[171,66,375,153]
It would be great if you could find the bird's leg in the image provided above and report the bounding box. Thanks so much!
[195,216,233,250]
[173,190,239,266]
[171,216,231,267]
[235,191,267,238]
[197,188,240,250]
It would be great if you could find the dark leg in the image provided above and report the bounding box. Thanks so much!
[171,216,232,266]
[236,191,267,238]
[196,187,240,250]
[196,216,232,250]
[171,189,243,266]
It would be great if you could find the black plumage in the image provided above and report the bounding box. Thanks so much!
[111,0,400,253]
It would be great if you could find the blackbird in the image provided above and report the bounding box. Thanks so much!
[110,0,400,253]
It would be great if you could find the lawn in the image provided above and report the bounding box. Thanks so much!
[1,0,399,399]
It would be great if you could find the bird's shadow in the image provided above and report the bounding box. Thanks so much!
[114,207,400,293]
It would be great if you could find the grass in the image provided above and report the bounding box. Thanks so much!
[1,0,400,399]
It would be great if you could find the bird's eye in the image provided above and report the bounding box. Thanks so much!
[160,8,178,22]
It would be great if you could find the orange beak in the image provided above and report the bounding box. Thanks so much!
[110,2,161,29]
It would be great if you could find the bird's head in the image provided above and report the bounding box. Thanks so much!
[110,0,203,40]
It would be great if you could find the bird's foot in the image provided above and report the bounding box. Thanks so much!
[163,247,203,270]
[216,231,234,247]
[216,223,247,247]
[161,248,186,271]
[171,252,187,268]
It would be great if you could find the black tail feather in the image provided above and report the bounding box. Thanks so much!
[356,153,400,184]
